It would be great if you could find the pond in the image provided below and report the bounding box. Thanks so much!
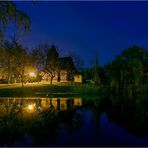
[0,96,148,147]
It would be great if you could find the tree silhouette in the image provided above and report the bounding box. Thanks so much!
[104,45,147,96]
[0,1,31,39]
[44,45,59,85]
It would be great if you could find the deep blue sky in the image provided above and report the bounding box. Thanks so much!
[7,1,148,66]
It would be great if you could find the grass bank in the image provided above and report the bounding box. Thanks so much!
[0,82,106,97]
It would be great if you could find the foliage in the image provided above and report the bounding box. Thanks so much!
[81,68,92,82]
[91,50,100,84]
[104,45,147,96]
[0,39,35,86]
[0,1,31,39]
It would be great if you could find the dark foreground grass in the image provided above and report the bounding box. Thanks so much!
[0,83,105,97]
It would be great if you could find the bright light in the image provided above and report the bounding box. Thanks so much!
[28,104,34,110]
[29,72,36,77]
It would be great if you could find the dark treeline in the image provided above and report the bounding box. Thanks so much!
[103,45,148,96]
[82,45,147,97]
[0,38,148,94]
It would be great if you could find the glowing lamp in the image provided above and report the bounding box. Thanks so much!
[29,72,36,77]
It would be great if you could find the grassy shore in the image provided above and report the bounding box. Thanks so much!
[0,82,105,97]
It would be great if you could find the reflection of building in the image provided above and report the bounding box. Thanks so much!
[60,98,68,111]
[41,99,50,110]
[51,98,58,110]
[40,98,82,111]
[0,97,82,115]
[74,98,82,106]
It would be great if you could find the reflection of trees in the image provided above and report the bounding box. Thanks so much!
[49,98,84,133]
[57,107,84,133]
[0,98,24,146]
[0,98,21,115]
[0,98,58,146]
[0,97,84,146]
[83,97,109,133]
[106,95,148,137]
[26,98,84,145]
[0,115,24,146]
[27,107,58,146]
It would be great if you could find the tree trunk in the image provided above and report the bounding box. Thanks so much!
[8,66,11,84]
[7,57,11,84]
[50,77,53,85]
[21,77,24,87]
[8,75,11,84]
[21,74,24,88]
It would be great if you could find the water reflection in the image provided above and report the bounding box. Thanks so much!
[0,96,148,146]
[0,97,82,114]
[0,97,83,146]
[106,95,148,137]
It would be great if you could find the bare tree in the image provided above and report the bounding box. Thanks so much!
[31,44,59,84]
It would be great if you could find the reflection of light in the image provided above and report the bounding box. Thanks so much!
[28,103,36,111]
[29,72,36,77]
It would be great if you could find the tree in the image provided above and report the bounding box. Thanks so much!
[0,2,31,84]
[91,50,100,84]
[31,43,49,70]
[0,40,15,84]
[45,45,59,84]
[121,45,147,86]
[0,39,33,86]
[0,1,31,39]
[30,48,41,70]
[12,40,30,87]
[126,59,143,86]
[81,68,92,82]
[121,45,146,62]
[32,44,59,85]
[104,45,146,96]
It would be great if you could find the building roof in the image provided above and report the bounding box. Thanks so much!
[58,57,76,70]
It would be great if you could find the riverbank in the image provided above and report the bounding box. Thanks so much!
[0,82,105,97]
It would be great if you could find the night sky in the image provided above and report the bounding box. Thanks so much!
[6,1,148,67]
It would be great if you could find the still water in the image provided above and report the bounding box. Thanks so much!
[0,96,148,147]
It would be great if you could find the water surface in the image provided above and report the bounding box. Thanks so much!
[0,96,148,146]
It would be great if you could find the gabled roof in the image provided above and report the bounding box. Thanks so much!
[58,57,76,70]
